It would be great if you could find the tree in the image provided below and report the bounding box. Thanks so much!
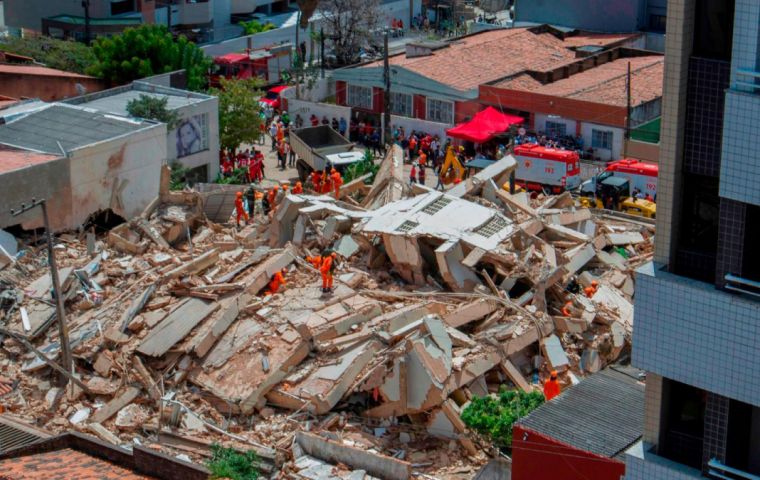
[319,0,381,65]
[239,20,277,35]
[206,444,260,480]
[88,25,211,91]
[461,389,544,451]
[126,94,180,129]
[209,77,265,153]
[0,36,96,75]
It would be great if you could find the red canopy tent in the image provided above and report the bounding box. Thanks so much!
[446,107,524,143]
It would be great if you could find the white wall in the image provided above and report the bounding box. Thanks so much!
[389,115,450,142]
[535,113,577,136]
[168,97,220,181]
[202,0,421,57]
[281,76,334,103]
[69,124,167,226]
[287,98,351,128]
[580,122,624,161]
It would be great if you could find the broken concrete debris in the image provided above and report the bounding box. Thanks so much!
[0,159,651,479]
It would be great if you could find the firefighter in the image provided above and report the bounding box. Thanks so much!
[584,280,599,298]
[267,185,279,210]
[543,370,561,401]
[264,268,287,296]
[305,254,322,269]
[234,191,248,227]
[330,168,343,199]
[292,181,303,194]
[320,167,333,194]
[310,170,322,191]
[320,251,337,293]
[561,300,573,317]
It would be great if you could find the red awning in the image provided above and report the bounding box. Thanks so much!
[446,107,523,143]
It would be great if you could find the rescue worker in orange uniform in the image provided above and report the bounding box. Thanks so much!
[561,300,573,317]
[320,167,333,194]
[305,254,322,269]
[234,191,249,227]
[292,181,303,194]
[264,268,287,295]
[584,280,599,298]
[320,252,337,293]
[310,171,322,191]
[267,185,279,211]
[330,168,343,199]
[543,370,561,401]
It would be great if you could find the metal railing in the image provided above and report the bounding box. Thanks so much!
[733,68,760,93]
[708,458,760,480]
[724,274,760,300]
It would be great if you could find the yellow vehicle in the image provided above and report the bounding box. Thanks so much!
[579,176,656,219]
[439,146,466,185]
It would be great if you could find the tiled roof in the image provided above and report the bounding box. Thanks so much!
[362,28,637,92]
[517,368,644,458]
[495,55,664,107]
[0,448,157,479]
[0,65,95,79]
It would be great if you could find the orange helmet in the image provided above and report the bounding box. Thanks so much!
[591,280,598,287]
[283,184,289,191]
[273,185,280,190]
[550,370,558,378]
[296,181,302,187]
[236,191,243,198]
[331,252,337,258]
[331,168,337,174]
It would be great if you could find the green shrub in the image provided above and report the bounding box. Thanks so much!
[343,149,379,184]
[461,389,544,450]
[206,444,259,480]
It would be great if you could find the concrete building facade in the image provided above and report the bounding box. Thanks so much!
[624,0,760,478]
[0,104,166,232]
[64,81,220,182]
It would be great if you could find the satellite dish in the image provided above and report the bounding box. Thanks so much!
[75,83,87,96]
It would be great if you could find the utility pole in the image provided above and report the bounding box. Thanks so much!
[623,61,632,158]
[10,199,73,386]
[167,0,172,30]
[81,0,91,45]
[320,27,325,79]
[295,10,302,100]
[383,30,391,147]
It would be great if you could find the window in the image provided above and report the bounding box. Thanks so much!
[111,0,135,15]
[545,120,566,137]
[421,196,452,215]
[390,92,412,117]
[426,98,454,124]
[395,220,419,233]
[347,84,372,110]
[648,14,666,33]
[659,379,705,470]
[474,216,508,238]
[591,129,613,150]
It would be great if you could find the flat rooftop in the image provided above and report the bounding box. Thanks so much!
[0,104,155,154]
[361,27,638,92]
[0,146,61,174]
[0,64,97,79]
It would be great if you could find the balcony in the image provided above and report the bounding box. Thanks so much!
[632,262,760,407]
[176,0,213,26]
[709,459,760,480]
[624,441,702,480]
[720,89,760,207]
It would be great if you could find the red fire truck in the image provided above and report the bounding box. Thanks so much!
[580,158,658,199]
[209,44,291,88]
[513,143,582,193]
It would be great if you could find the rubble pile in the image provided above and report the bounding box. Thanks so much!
[0,156,653,479]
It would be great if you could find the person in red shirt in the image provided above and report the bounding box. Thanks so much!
[543,370,561,401]
[409,163,417,185]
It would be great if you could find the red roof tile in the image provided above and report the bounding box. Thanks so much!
[0,64,95,79]
[0,448,157,479]
[362,28,638,91]
[0,146,61,174]
[496,55,664,107]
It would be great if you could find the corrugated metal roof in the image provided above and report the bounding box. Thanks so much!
[0,104,153,154]
[517,368,644,458]
[0,416,49,454]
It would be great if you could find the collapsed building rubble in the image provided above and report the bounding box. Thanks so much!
[0,154,653,479]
